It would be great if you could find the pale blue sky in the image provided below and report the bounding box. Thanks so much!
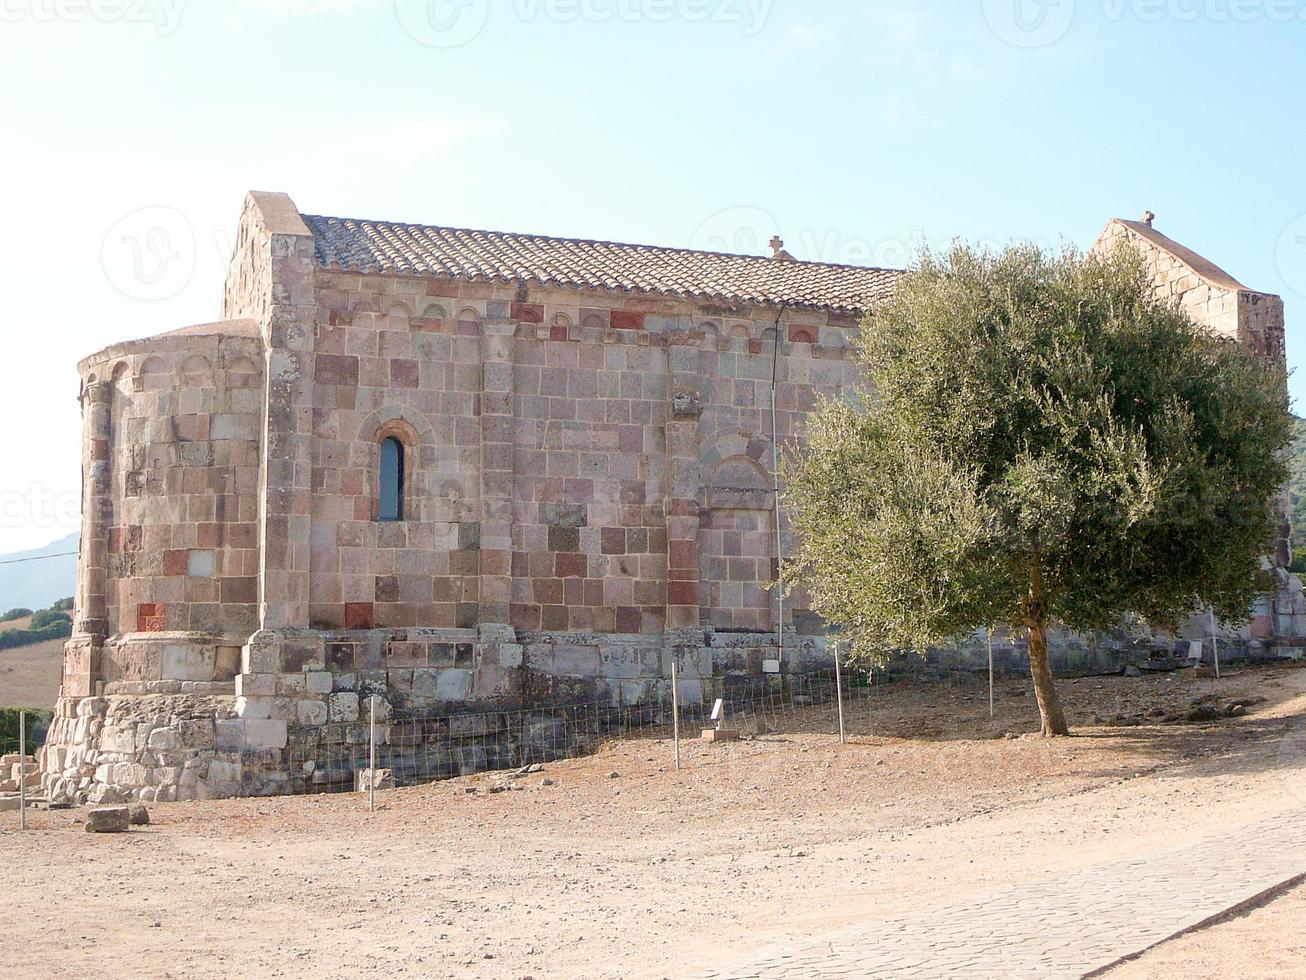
[1,0,1302,553]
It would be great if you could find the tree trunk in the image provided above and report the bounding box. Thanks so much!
[1024,556,1070,737]
[1027,620,1069,737]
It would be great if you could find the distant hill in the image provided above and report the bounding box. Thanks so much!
[0,533,79,611]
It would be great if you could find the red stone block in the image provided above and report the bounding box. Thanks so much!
[556,552,588,579]
[196,523,220,549]
[616,606,642,633]
[668,539,697,570]
[748,339,763,355]
[788,325,818,344]
[601,527,626,555]
[667,581,698,606]
[533,578,564,605]
[512,302,545,324]
[162,549,189,577]
[480,550,509,575]
[315,354,360,386]
[511,603,542,631]
[137,603,166,633]
[610,310,645,331]
[390,359,420,388]
[345,602,375,630]
[549,323,570,341]
[426,278,461,297]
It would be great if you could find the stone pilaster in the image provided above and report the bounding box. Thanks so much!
[664,335,703,632]
[63,379,114,699]
[478,317,517,626]
[239,193,316,747]
[250,194,317,631]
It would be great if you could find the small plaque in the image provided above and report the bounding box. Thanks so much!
[762,659,781,674]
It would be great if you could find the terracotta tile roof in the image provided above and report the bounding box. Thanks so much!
[302,213,903,315]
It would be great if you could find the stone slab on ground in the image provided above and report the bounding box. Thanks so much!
[706,807,1306,979]
[85,807,130,833]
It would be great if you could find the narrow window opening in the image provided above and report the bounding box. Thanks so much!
[379,436,405,521]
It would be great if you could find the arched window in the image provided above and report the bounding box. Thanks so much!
[379,437,405,522]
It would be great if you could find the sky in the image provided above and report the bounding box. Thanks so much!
[0,0,1302,554]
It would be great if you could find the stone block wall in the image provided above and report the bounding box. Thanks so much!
[301,268,861,643]
[74,325,265,694]
[1094,218,1287,363]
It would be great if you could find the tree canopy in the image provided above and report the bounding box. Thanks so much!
[783,242,1291,735]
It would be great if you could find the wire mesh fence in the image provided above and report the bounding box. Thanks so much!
[272,665,926,798]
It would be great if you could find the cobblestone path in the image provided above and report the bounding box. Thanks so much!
[706,806,1306,979]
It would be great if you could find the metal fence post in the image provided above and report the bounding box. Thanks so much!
[987,629,995,721]
[671,662,681,771]
[19,709,27,831]
[368,695,377,814]
[1210,608,1221,680]
[834,642,846,745]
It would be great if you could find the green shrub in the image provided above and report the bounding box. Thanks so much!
[0,620,71,650]
[1,608,33,623]
[30,609,71,630]
[0,708,53,755]
[51,597,74,612]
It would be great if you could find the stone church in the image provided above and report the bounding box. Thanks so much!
[40,192,1292,802]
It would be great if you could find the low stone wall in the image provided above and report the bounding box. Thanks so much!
[42,601,1305,805]
[886,630,1272,680]
[41,625,835,804]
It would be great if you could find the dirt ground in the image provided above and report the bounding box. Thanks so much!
[0,615,63,710]
[1103,881,1306,979]
[2,664,1305,979]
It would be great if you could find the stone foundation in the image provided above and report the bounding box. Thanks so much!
[41,570,1306,806]
[40,625,834,803]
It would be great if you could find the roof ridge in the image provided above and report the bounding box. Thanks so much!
[301,212,903,276]
[1113,218,1249,293]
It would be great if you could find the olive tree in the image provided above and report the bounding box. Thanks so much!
[783,243,1290,736]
